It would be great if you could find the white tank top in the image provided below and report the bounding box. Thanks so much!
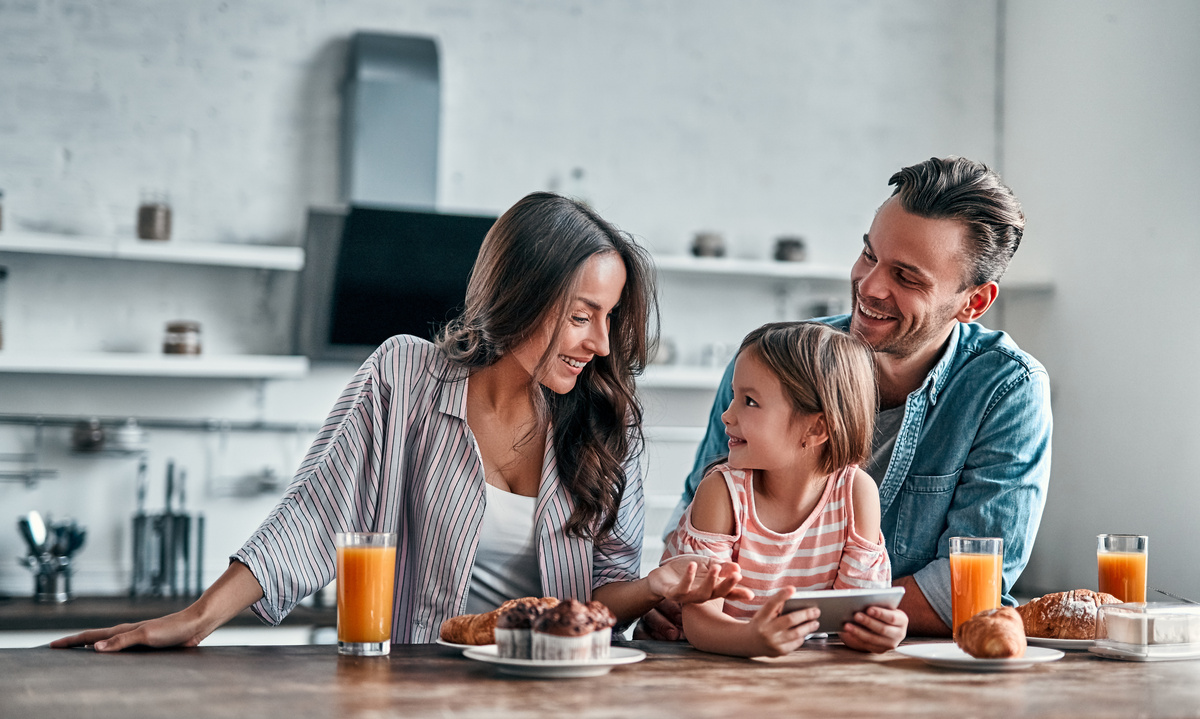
[464,482,542,614]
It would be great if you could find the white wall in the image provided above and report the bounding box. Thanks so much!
[1002,0,1200,599]
[0,1,999,596]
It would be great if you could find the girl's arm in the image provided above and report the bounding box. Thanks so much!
[683,588,821,658]
[838,468,908,653]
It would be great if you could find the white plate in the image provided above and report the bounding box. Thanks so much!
[436,638,494,650]
[1026,636,1095,651]
[1088,644,1200,662]
[462,645,647,678]
[895,642,1064,672]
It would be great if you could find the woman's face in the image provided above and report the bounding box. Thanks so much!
[510,252,628,394]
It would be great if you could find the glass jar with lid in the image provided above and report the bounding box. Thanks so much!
[163,320,201,355]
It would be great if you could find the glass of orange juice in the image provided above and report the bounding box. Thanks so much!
[1097,534,1148,603]
[949,537,1003,634]
[336,532,398,656]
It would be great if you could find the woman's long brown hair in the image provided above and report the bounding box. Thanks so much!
[437,192,658,542]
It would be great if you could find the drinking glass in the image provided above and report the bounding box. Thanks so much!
[949,537,1003,633]
[335,532,397,656]
[1097,534,1148,603]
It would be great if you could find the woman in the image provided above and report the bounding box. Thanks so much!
[55,192,743,651]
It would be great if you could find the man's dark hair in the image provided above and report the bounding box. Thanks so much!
[889,156,1024,288]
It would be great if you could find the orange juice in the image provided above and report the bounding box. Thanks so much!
[1098,551,1147,602]
[336,544,397,643]
[950,552,1002,632]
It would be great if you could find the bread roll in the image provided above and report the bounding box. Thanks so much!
[1015,589,1121,640]
[956,607,1027,659]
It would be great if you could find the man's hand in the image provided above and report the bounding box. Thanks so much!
[634,602,685,641]
[839,605,908,653]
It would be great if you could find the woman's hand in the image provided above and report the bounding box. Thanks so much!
[647,555,752,606]
[745,587,820,657]
[838,605,908,653]
[51,561,264,652]
[50,607,211,652]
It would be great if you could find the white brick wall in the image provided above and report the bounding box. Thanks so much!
[0,1,997,596]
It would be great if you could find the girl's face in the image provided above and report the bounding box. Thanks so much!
[509,252,627,395]
[721,350,813,472]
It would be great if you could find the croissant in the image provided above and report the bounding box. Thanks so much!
[440,609,501,645]
[1016,589,1120,639]
[955,607,1027,659]
[439,597,561,645]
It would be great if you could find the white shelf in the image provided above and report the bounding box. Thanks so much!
[640,365,725,390]
[0,231,305,271]
[0,352,309,379]
[643,426,707,443]
[652,254,848,281]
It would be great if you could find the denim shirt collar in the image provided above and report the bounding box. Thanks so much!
[923,322,961,407]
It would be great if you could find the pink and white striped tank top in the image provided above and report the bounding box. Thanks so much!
[662,463,890,619]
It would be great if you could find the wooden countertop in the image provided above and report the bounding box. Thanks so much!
[0,595,335,631]
[3,639,1199,718]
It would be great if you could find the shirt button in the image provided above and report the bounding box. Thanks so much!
[415,620,425,628]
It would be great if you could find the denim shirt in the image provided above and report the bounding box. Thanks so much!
[667,316,1052,625]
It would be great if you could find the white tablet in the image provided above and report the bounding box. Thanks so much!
[781,586,906,634]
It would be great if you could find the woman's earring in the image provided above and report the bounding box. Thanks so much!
[801,440,808,449]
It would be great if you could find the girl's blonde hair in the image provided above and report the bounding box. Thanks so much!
[738,322,877,474]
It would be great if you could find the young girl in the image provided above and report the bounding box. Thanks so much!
[663,322,908,657]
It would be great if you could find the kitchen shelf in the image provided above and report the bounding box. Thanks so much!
[639,365,725,390]
[0,352,309,379]
[0,231,305,271]
[651,254,848,281]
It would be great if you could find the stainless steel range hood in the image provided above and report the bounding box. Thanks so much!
[341,32,440,208]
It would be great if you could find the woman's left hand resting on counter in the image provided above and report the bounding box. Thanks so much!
[50,561,264,652]
[837,605,908,654]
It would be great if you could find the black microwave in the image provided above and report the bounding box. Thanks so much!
[294,205,497,362]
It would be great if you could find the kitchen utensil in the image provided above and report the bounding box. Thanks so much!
[17,516,40,555]
[71,418,106,452]
[25,511,46,552]
[1151,587,1200,605]
[110,418,147,453]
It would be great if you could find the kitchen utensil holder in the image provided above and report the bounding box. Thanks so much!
[21,554,74,603]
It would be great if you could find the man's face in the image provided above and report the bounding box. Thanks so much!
[849,197,973,359]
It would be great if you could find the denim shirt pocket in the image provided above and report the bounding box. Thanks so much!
[892,469,962,561]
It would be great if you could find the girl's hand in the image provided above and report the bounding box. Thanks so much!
[839,605,909,653]
[747,587,820,657]
[648,555,751,605]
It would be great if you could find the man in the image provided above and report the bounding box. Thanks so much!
[647,156,1051,638]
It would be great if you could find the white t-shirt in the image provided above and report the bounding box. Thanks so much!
[463,482,542,614]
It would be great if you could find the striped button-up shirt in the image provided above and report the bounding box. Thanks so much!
[234,335,645,643]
